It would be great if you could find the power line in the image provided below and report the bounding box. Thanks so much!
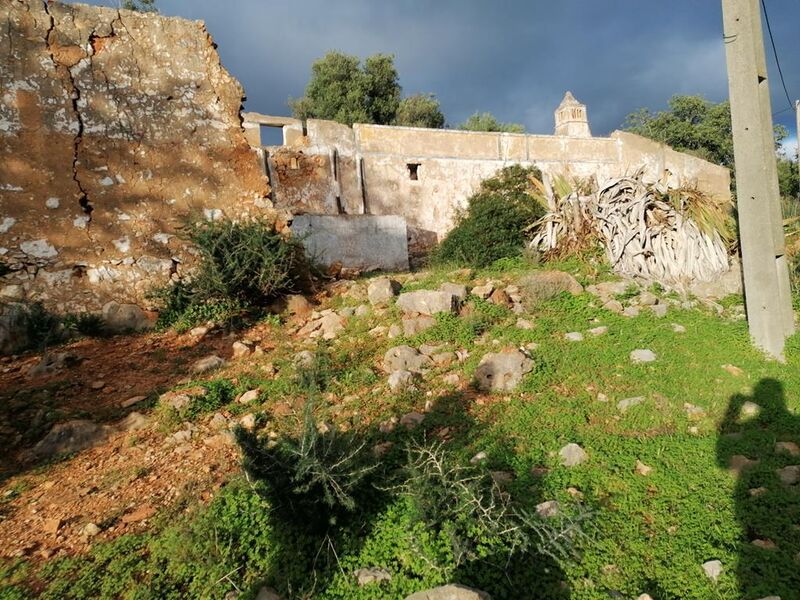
[760,0,794,111]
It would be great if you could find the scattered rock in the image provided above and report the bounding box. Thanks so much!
[603,299,624,314]
[564,332,584,342]
[439,282,469,301]
[489,288,512,307]
[373,441,394,458]
[354,567,392,586]
[630,349,657,364]
[586,280,629,301]
[189,326,210,338]
[559,443,588,467]
[238,389,260,404]
[383,346,432,374]
[741,401,761,418]
[120,395,147,409]
[294,350,316,369]
[102,302,154,332]
[472,283,495,299]
[729,455,759,473]
[319,313,346,340]
[368,278,401,306]
[617,396,645,412]
[517,271,583,308]
[30,420,108,460]
[775,441,800,456]
[285,294,313,318]
[402,316,436,336]
[355,304,370,317]
[42,518,61,535]
[191,355,226,374]
[474,350,534,392]
[671,323,686,333]
[638,291,658,306]
[721,364,744,377]
[397,290,459,316]
[442,373,460,386]
[752,539,777,551]
[650,304,668,318]
[702,559,723,582]
[232,341,253,359]
[470,451,488,464]
[118,412,148,432]
[684,403,706,420]
[81,522,101,539]
[535,500,560,518]
[388,370,418,391]
[404,584,491,600]
[387,324,403,338]
[623,306,640,318]
[490,471,514,486]
[588,326,608,336]
[516,318,535,330]
[400,411,425,429]
[26,351,81,378]
[255,587,283,600]
[777,465,800,485]
[239,414,257,431]
[635,460,653,476]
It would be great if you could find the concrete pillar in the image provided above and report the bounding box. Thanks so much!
[722,0,795,359]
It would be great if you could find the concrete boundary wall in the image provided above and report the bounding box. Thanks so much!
[257,118,730,250]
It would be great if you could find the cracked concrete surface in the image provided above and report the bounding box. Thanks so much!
[0,0,272,314]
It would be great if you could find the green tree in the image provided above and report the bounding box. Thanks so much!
[778,156,800,201]
[457,112,525,133]
[394,93,445,128]
[289,51,400,126]
[122,0,157,12]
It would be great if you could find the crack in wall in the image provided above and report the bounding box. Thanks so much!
[41,0,92,224]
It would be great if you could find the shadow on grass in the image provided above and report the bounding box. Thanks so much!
[717,378,800,599]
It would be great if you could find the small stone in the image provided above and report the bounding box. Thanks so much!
[439,282,469,301]
[702,559,723,581]
[638,595,654,600]
[388,370,418,391]
[442,373,460,386]
[367,278,400,306]
[722,364,744,377]
[635,460,653,476]
[239,414,256,430]
[741,401,761,418]
[255,587,283,600]
[775,441,800,456]
[238,389,259,404]
[373,441,394,458]
[623,306,640,318]
[118,412,148,432]
[189,326,209,337]
[671,323,686,333]
[285,294,313,318]
[472,284,494,299]
[749,487,768,497]
[81,522,101,538]
[379,418,397,434]
[597,393,609,402]
[588,326,608,336]
[43,518,62,535]
[565,332,584,342]
[470,451,488,464]
[729,455,758,473]
[489,288,512,307]
[630,349,657,363]
[388,324,403,339]
[650,304,668,318]
[603,299,624,314]
[777,465,800,485]
[490,471,514,486]
[355,304,371,317]
[400,411,425,429]
[474,350,534,392]
[559,443,588,467]
[293,350,315,369]
[684,403,706,420]
[638,291,658,306]
[121,395,147,408]
[402,316,436,336]
[209,413,229,430]
[752,539,777,551]
[516,318,535,330]
[431,352,456,367]
[535,500,560,518]
[383,346,432,374]
[90,380,106,390]
[192,355,226,374]
[617,396,645,412]
[232,341,253,359]
[354,567,392,586]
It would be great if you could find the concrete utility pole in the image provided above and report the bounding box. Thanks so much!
[721,0,795,360]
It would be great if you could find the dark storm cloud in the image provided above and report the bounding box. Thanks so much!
[81,1,800,135]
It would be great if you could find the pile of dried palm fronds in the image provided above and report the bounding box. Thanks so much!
[530,169,733,285]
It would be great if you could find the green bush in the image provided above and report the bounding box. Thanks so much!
[151,218,306,331]
[433,165,545,267]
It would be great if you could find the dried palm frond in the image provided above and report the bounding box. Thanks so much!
[531,169,732,286]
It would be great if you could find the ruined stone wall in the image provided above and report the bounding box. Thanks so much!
[263,120,731,253]
[0,1,272,315]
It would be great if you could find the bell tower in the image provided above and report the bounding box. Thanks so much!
[554,91,592,138]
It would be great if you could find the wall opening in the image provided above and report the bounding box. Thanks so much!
[260,125,284,146]
[407,163,420,181]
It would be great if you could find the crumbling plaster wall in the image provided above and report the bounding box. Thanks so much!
[0,0,272,314]
[263,120,731,257]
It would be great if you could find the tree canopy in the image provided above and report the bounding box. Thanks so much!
[623,94,798,199]
[457,112,525,134]
[394,94,446,129]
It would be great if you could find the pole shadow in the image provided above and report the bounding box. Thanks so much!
[716,378,800,599]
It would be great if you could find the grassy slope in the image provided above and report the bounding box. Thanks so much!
[2,260,799,600]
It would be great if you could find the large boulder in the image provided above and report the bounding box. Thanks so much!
[397,290,459,316]
[689,261,742,299]
[29,420,109,460]
[102,302,155,333]
[383,345,432,374]
[474,350,534,392]
[518,271,583,307]
[405,585,491,600]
